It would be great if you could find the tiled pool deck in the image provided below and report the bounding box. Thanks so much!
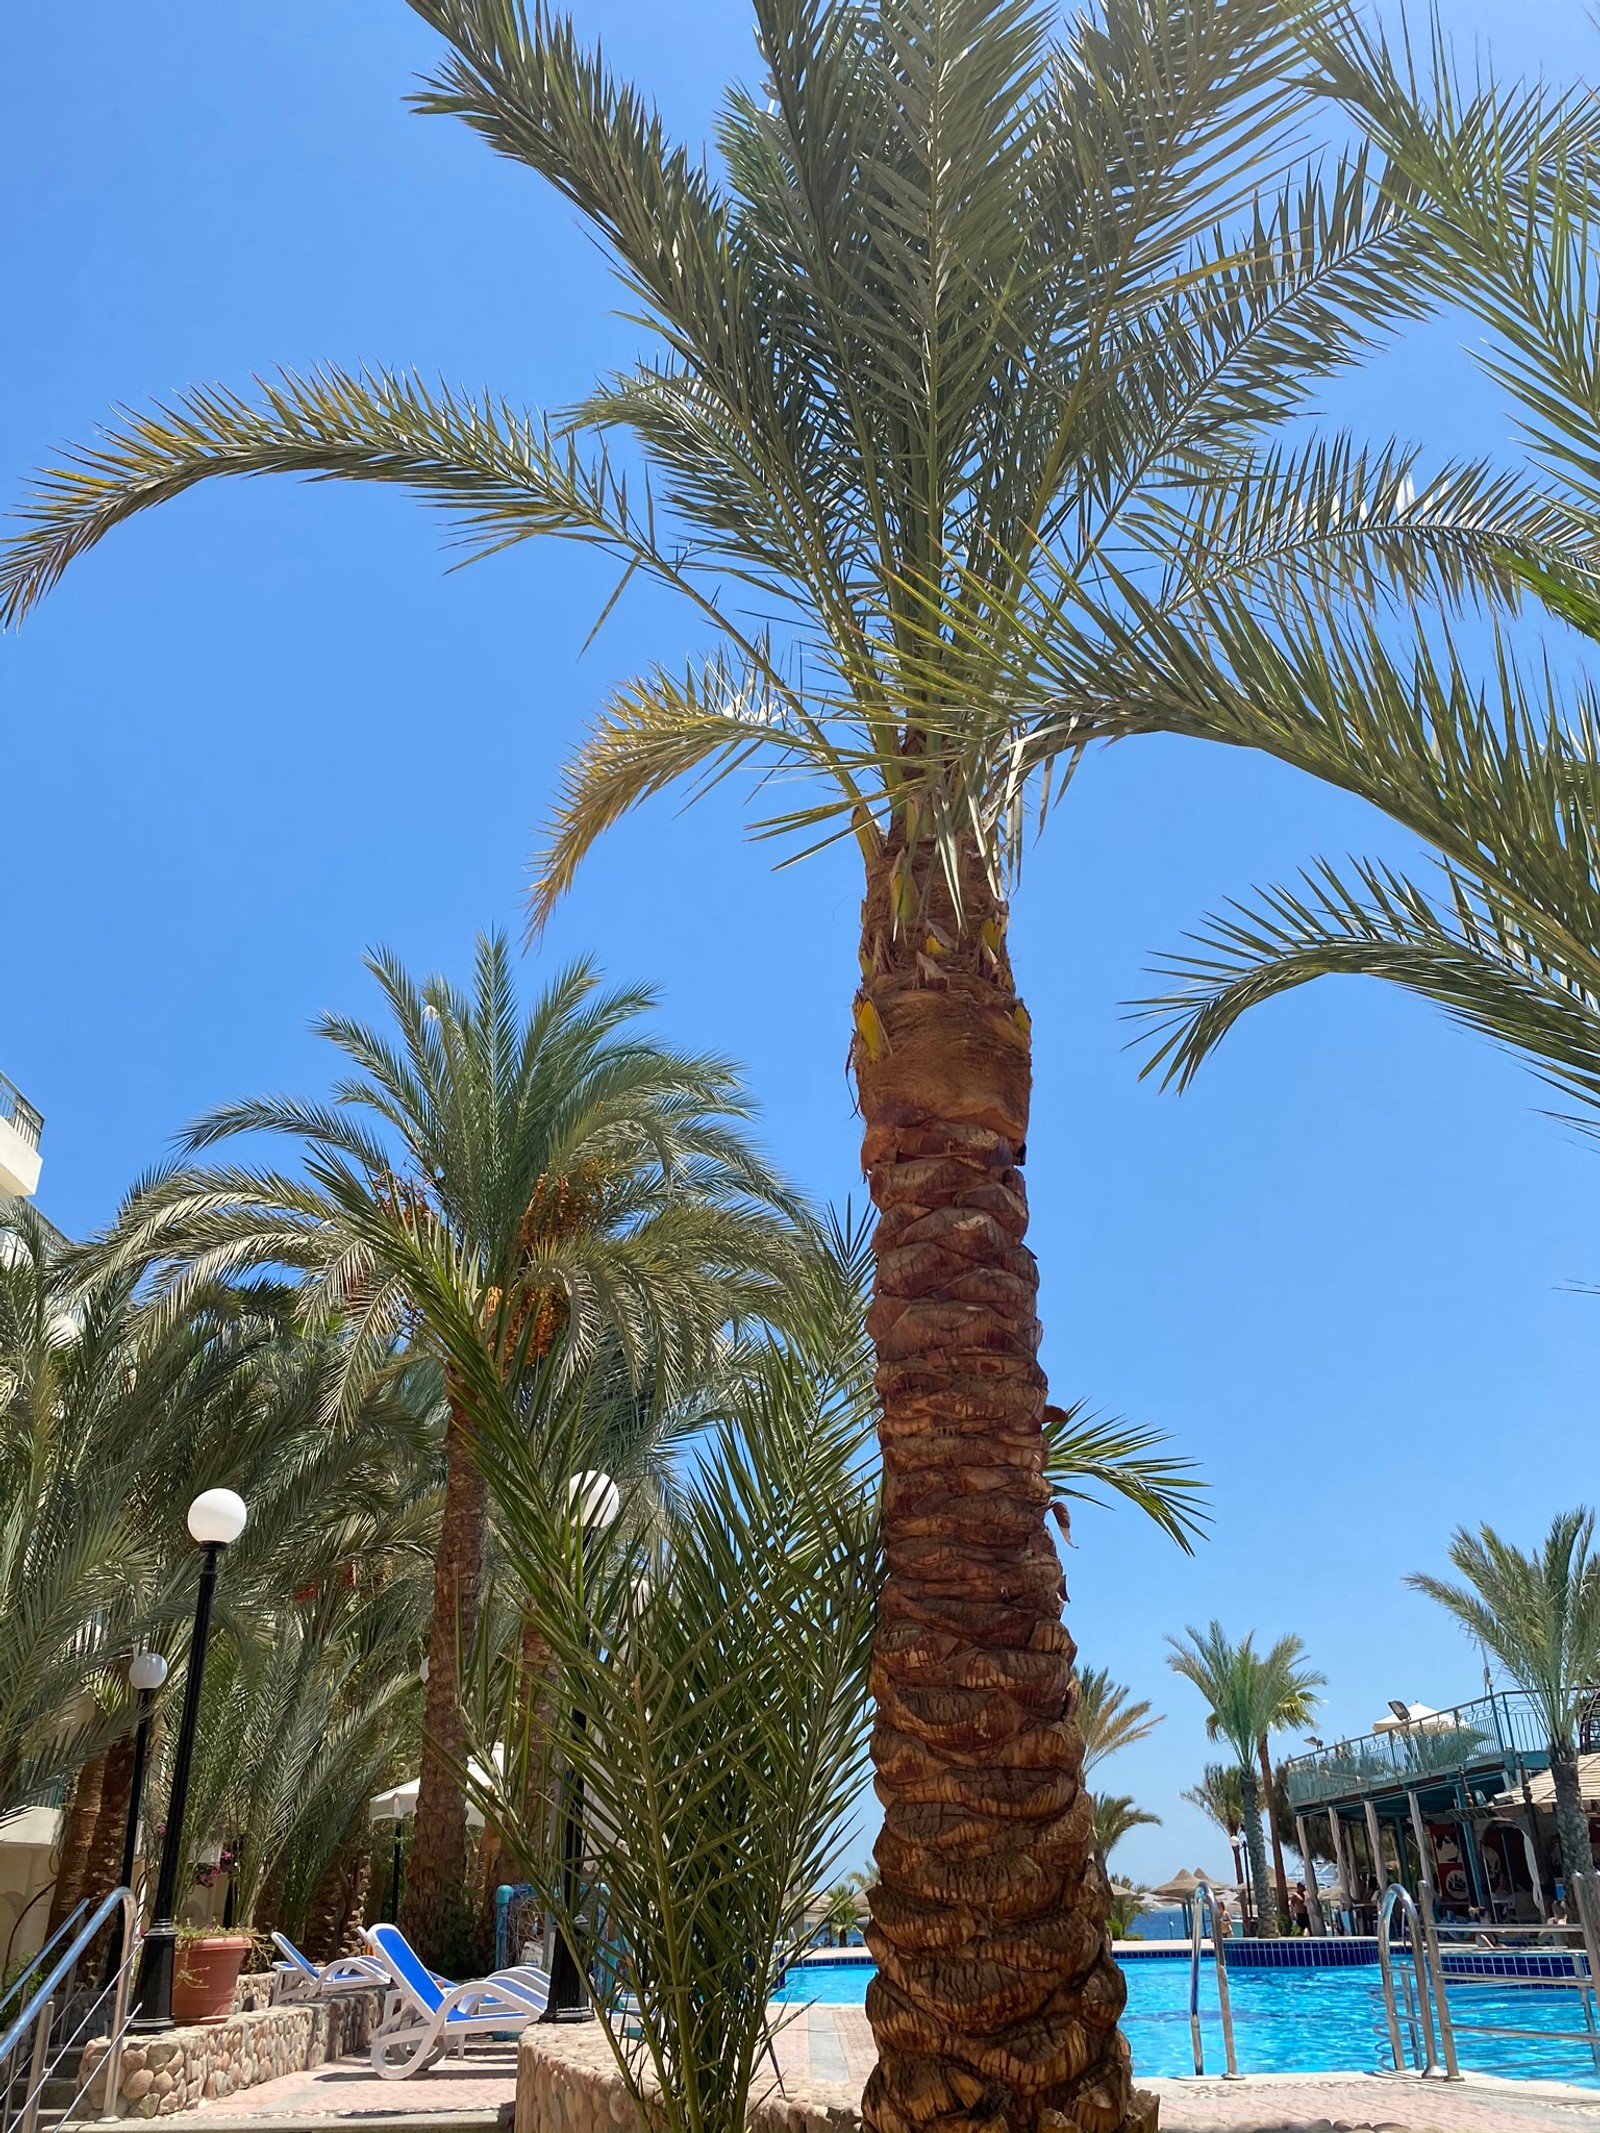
[139,2015,1600,2132]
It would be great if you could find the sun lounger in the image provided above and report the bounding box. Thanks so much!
[363,1921,550,2078]
[269,1931,390,2004]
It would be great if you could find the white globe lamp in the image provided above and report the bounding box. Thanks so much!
[187,1488,248,1547]
[566,1469,620,1532]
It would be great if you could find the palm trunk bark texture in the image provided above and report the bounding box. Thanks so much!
[1549,1749,1598,1900]
[1236,1767,1275,1941]
[855,839,1143,2133]
[1258,1736,1289,1931]
[398,1385,486,1972]
[47,1750,107,1938]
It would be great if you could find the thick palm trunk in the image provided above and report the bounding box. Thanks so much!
[304,1841,371,1963]
[1549,1746,1597,1905]
[81,1730,138,1965]
[1236,1767,1276,1939]
[855,841,1141,2133]
[1230,1838,1251,1928]
[398,1385,485,1972]
[1258,1736,1289,1929]
[46,1751,107,1937]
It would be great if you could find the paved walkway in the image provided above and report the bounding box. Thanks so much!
[93,2012,1600,2131]
[173,2041,519,2125]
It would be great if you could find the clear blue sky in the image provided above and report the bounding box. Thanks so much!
[3,0,1597,1888]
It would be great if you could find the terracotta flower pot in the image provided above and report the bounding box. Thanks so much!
[171,1934,252,2025]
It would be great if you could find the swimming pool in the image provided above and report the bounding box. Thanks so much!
[773,1955,1600,2087]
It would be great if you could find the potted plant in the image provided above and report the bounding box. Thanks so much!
[171,1912,251,2026]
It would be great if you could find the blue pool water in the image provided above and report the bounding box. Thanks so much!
[774,1956,1600,2087]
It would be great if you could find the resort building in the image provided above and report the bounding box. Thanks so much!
[0,1073,68,1968]
[1281,1690,1597,1929]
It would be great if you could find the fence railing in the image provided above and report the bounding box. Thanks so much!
[1283,1689,1564,1806]
[0,1887,135,2133]
[0,1075,42,1152]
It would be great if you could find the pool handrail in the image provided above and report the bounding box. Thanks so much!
[1376,1882,1445,2077]
[1415,1880,1461,2079]
[1187,1877,1240,2079]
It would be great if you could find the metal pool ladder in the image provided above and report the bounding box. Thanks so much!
[1375,1883,1459,2080]
[1188,1876,1240,2078]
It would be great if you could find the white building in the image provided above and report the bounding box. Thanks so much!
[0,1076,66,1967]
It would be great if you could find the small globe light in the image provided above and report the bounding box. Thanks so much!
[129,1652,169,1693]
[567,1469,620,1532]
[187,1488,248,1547]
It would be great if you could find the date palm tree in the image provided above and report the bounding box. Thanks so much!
[1,4,1581,2120]
[98,933,802,1967]
[1409,1514,1600,1890]
[1166,1623,1320,1936]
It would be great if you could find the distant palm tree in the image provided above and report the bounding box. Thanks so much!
[102,935,801,1967]
[1076,1667,1164,1778]
[1091,1793,1160,1867]
[1182,1763,1252,1927]
[1167,1623,1320,1935]
[1409,1514,1600,1890]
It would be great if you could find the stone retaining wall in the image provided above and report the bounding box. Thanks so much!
[82,1989,379,2118]
[516,2026,863,2133]
[517,2028,1159,2133]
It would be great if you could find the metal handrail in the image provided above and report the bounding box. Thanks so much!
[0,1888,136,2133]
[1187,1877,1240,2079]
[1415,1882,1460,2079]
[0,1909,90,2034]
[1376,1883,1449,2078]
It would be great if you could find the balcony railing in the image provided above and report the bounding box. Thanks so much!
[1281,1688,1568,1808]
[0,1073,42,1150]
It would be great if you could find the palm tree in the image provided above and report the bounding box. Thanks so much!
[2,5,1575,2119]
[1166,1623,1319,1936]
[1090,1794,1160,1868]
[1409,1514,1600,1891]
[1077,1668,1163,1778]
[99,935,802,1967]
[1181,1763,1252,1928]
[453,1273,881,2133]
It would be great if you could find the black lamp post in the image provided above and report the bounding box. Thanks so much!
[542,1469,618,2023]
[130,1488,248,2030]
[101,1650,169,1986]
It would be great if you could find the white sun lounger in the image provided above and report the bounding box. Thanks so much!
[269,1931,391,2004]
[363,1922,550,2078]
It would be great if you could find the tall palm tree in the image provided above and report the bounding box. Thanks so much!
[1166,1623,1318,1936]
[1181,1762,1252,1926]
[1409,1514,1600,1890]
[1,5,1578,2120]
[99,935,802,1967]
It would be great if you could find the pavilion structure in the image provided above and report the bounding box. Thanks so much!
[1279,1688,1599,1929]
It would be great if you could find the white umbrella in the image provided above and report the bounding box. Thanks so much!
[369,1750,501,1830]
[1372,1701,1459,1735]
